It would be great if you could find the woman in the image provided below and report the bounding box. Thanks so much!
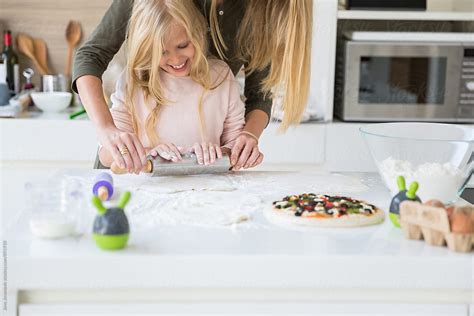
[73,0,312,174]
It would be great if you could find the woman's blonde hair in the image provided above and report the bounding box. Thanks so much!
[211,0,313,131]
[125,0,211,146]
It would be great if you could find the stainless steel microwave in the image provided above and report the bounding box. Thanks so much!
[335,32,474,122]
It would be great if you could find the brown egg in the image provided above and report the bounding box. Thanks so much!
[450,208,474,234]
[424,199,445,209]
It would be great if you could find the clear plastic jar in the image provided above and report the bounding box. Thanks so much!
[25,177,86,239]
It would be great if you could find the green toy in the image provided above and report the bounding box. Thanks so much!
[92,191,131,250]
[389,176,421,227]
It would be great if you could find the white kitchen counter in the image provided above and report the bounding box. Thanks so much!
[2,166,473,315]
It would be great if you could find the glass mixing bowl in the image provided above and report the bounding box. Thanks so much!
[360,123,473,204]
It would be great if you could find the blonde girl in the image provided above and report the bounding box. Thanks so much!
[75,0,312,173]
[98,0,245,170]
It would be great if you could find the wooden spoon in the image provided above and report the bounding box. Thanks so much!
[33,38,50,75]
[65,20,82,77]
[16,33,48,75]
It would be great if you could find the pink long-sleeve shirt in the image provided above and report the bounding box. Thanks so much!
[110,59,245,150]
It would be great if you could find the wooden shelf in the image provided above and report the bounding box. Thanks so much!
[337,10,474,21]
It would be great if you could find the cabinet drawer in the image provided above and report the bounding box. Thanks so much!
[19,303,468,316]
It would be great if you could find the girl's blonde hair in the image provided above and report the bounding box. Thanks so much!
[125,0,211,146]
[211,0,313,131]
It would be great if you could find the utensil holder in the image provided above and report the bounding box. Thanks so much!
[42,74,70,92]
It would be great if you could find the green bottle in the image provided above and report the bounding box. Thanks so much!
[0,30,19,94]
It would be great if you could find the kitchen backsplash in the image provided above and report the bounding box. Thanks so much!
[0,0,113,89]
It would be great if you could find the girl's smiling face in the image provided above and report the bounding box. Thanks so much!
[160,22,195,77]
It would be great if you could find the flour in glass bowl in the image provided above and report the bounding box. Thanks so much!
[379,157,465,203]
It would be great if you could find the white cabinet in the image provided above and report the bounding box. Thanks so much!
[259,122,326,164]
[19,303,469,316]
[0,117,96,163]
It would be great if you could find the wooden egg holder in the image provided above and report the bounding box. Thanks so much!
[399,201,473,253]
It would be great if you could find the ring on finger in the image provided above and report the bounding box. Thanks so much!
[119,145,129,156]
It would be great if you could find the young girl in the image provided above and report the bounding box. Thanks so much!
[98,0,246,172]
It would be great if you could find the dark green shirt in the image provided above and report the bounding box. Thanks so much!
[72,0,272,118]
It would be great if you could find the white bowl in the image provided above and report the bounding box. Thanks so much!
[31,92,72,113]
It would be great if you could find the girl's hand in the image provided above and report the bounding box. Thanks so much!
[230,133,264,170]
[149,143,182,162]
[188,142,223,165]
[98,124,147,174]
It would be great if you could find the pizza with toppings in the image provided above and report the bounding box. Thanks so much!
[265,193,385,228]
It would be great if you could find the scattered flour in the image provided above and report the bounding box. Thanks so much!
[127,190,261,229]
[379,157,465,203]
[123,172,369,229]
[59,171,370,229]
[118,173,237,194]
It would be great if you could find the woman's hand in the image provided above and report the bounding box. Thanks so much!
[98,124,147,174]
[230,132,264,170]
[188,142,223,165]
[148,143,182,162]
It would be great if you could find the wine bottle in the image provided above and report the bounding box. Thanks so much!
[0,30,19,94]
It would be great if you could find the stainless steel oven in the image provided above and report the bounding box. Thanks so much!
[335,32,474,122]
